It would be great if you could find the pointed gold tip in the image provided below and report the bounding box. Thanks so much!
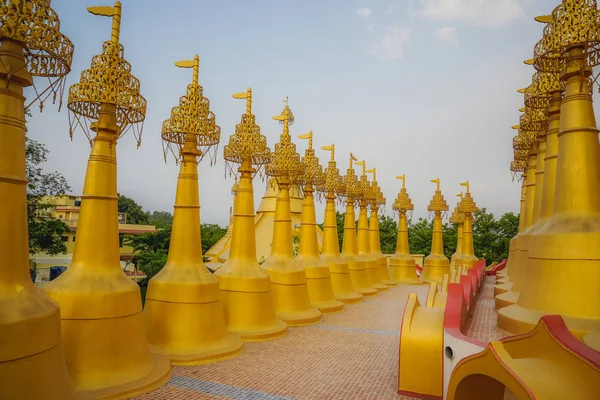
[534,15,552,23]
[512,125,520,130]
[174,60,194,68]
[517,88,526,93]
[232,92,248,99]
[518,107,526,112]
[524,59,535,65]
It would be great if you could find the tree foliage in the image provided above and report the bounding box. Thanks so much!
[26,138,70,255]
[118,194,149,224]
[147,210,173,229]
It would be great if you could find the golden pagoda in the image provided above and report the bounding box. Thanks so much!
[495,73,557,306]
[355,160,387,291]
[367,168,396,286]
[261,99,322,326]
[420,178,450,283]
[456,181,478,269]
[499,0,600,337]
[0,1,75,398]
[296,131,344,313]
[389,175,421,284]
[318,145,364,303]
[449,193,465,271]
[43,3,172,397]
[143,55,243,364]
[341,154,378,296]
[214,88,287,341]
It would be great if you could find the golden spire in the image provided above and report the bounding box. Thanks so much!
[87,1,122,43]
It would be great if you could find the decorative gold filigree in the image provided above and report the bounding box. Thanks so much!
[161,54,220,165]
[318,144,346,199]
[68,3,146,147]
[366,168,385,209]
[523,72,561,109]
[297,131,325,188]
[393,175,414,213]
[224,88,271,176]
[458,182,478,215]
[427,178,449,213]
[0,0,74,110]
[343,153,361,201]
[265,100,304,185]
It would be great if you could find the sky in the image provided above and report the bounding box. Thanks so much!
[27,0,599,226]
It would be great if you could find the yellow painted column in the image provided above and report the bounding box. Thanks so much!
[143,56,243,364]
[420,178,450,283]
[343,198,378,296]
[321,191,363,303]
[500,41,600,337]
[0,39,75,400]
[389,175,420,284]
[357,201,387,290]
[457,183,478,270]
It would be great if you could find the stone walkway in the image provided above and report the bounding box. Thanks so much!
[138,278,502,400]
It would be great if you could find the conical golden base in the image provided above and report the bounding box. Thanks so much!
[216,269,288,342]
[420,254,450,284]
[303,264,344,314]
[144,266,244,365]
[363,257,388,290]
[498,221,600,338]
[323,256,364,303]
[262,257,322,326]
[375,257,397,286]
[44,272,172,399]
[0,287,75,400]
[389,255,421,284]
[346,257,378,296]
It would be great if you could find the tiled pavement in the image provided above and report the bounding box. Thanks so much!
[465,276,510,342]
[138,279,503,400]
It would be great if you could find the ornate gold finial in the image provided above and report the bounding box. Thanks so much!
[427,178,448,212]
[393,175,414,212]
[449,192,465,224]
[265,100,303,184]
[367,168,385,207]
[87,1,122,43]
[161,54,220,164]
[458,185,478,215]
[68,1,146,146]
[318,144,344,196]
[298,131,325,187]
[224,88,270,171]
[343,153,361,200]
[0,0,74,111]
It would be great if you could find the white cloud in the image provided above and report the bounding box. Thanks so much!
[356,7,372,19]
[435,27,459,45]
[410,0,525,27]
[370,27,412,60]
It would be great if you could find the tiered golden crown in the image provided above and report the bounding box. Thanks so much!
[367,168,386,207]
[458,182,478,215]
[265,101,305,183]
[523,72,561,110]
[297,131,325,188]
[534,1,600,72]
[449,193,465,224]
[318,144,346,196]
[392,175,414,212]
[0,0,74,109]
[161,55,220,163]
[354,160,374,204]
[343,153,362,200]
[427,178,449,212]
[223,88,271,168]
[68,2,146,146]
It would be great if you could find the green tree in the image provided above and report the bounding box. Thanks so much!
[147,210,173,228]
[442,222,458,259]
[408,217,433,255]
[118,194,149,224]
[336,211,345,250]
[495,212,519,260]
[201,223,227,254]
[26,137,70,255]
[379,215,398,254]
[472,208,499,261]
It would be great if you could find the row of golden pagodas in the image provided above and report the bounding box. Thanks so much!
[494,0,600,346]
[0,1,480,399]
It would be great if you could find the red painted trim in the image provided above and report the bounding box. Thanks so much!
[398,389,442,400]
[460,275,473,310]
[541,315,600,368]
[444,283,469,331]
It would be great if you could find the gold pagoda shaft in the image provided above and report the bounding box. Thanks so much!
[0,39,75,400]
[357,201,387,290]
[298,183,320,257]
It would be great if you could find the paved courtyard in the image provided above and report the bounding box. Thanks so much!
[138,277,502,400]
